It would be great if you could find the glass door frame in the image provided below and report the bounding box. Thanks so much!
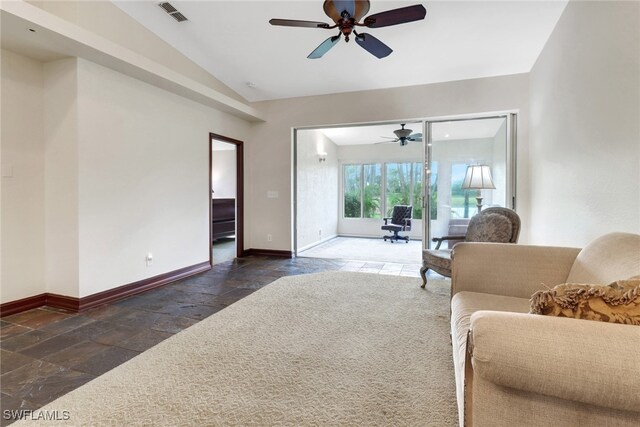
[422,113,518,251]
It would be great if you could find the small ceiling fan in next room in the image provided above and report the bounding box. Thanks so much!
[269,1,427,59]
[376,124,423,146]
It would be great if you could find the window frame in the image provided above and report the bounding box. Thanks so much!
[342,160,424,220]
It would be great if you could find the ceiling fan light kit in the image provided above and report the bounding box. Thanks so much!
[269,1,427,59]
[376,124,423,146]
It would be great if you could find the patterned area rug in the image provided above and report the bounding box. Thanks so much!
[19,272,457,426]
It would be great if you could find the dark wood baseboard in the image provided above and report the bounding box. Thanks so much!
[0,294,47,317]
[0,261,211,317]
[243,248,293,258]
[76,261,211,311]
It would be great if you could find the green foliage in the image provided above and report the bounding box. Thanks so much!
[344,162,430,220]
[429,181,438,220]
[363,184,381,218]
[344,191,361,218]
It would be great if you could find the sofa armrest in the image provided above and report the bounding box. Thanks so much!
[469,311,640,412]
[452,243,581,299]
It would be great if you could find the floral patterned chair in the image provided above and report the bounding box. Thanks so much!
[420,207,521,288]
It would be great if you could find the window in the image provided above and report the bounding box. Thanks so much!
[385,163,411,216]
[451,163,479,218]
[385,162,425,219]
[344,162,425,219]
[363,164,382,218]
[428,162,438,220]
[412,162,424,220]
[343,164,362,218]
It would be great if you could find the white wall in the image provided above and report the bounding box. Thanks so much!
[248,74,530,251]
[0,49,46,303]
[0,51,252,303]
[43,58,80,299]
[212,149,236,199]
[296,130,338,250]
[337,141,423,239]
[75,58,250,297]
[529,1,640,247]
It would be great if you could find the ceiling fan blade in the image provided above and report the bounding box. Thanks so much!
[269,19,331,29]
[355,33,392,58]
[308,35,341,59]
[379,136,397,139]
[374,140,396,144]
[363,4,427,28]
[410,133,423,140]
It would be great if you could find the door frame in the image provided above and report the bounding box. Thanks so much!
[209,133,245,262]
[423,113,518,250]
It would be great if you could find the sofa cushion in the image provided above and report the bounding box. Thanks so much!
[450,292,530,423]
[566,232,640,284]
[530,278,640,325]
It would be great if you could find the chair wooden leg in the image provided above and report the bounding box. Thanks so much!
[420,266,428,288]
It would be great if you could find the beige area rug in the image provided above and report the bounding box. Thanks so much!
[299,237,423,264]
[20,273,457,426]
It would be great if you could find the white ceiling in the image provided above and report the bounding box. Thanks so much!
[317,117,504,146]
[113,1,568,102]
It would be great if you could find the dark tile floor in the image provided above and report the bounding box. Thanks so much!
[0,255,426,425]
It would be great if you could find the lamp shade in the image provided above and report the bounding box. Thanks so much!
[461,165,496,190]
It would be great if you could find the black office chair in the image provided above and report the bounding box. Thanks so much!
[382,205,413,243]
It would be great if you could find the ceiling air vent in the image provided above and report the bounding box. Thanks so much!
[158,2,188,22]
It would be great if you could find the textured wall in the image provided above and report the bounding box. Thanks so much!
[296,130,338,251]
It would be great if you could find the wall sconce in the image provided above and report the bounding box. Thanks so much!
[317,152,327,163]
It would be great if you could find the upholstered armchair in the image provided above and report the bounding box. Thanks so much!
[420,207,520,287]
[382,205,413,243]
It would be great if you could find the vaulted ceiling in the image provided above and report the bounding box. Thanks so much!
[114,1,568,102]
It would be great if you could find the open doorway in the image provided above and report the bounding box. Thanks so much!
[425,115,516,249]
[293,115,517,264]
[210,133,244,264]
[294,123,424,264]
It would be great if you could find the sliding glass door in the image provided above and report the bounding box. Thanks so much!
[423,115,516,250]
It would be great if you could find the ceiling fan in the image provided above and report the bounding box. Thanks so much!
[269,1,427,59]
[376,124,423,146]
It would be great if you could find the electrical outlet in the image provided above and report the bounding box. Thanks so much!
[267,234,273,242]
[146,253,153,267]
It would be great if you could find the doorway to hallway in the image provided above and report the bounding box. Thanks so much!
[209,133,244,265]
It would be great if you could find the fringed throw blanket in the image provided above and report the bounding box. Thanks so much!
[530,278,640,325]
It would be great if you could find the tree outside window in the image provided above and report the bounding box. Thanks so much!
[343,164,361,218]
[429,162,438,220]
[451,163,478,218]
[385,163,412,216]
[344,162,427,220]
[363,164,382,219]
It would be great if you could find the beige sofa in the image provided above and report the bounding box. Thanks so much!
[450,232,640,426]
